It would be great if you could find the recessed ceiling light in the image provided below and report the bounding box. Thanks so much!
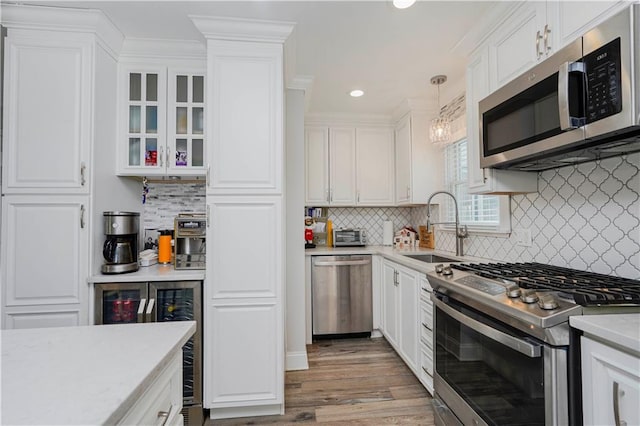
[393,0,416,9]
[350,89,364,97]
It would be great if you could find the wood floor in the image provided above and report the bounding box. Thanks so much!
[207,337,435,425]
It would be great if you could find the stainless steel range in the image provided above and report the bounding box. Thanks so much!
[427,262,640,426]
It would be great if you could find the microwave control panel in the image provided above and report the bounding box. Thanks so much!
[584,37,622,123]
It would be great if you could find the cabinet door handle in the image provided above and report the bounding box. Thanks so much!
[80,162,86,186]
[613,381,627,426]
[159,147,164,167]
[330,188,333,203]
[166,147,171,167]
[536,30,543,59]
[157,408,171,426]
[137,298,147,323]
[543,24,551,54]
[80,204,86,229]
[406,186,410,198]
[145,298,155,322]
[357,191,360,203]
[206,164,211,187]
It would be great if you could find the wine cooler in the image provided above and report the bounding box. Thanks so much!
[94,281,203,425]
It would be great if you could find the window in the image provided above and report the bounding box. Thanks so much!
[442,139,511,234]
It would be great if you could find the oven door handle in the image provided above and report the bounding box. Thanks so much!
[434,298,542,358]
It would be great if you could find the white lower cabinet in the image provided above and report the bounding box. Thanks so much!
[204,196,283,419]
[1,195,89,328]
[418,276,434,394]
[581,336,640,426]
[206,303,280,411]
[379,259,435,395]
[119,350,183,426]
[381,259,419,375]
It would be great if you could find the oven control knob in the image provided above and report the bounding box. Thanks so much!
[538,293,559,310]
[435,264,444,274]
[506,285,521,298]
[442,266,453,276]
[520,288,539,304]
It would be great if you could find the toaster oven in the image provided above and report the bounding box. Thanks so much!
[333,228,367,247]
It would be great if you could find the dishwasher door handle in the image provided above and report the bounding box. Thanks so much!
[313,259,371,267]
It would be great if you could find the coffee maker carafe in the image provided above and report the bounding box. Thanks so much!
[101,211,140,274]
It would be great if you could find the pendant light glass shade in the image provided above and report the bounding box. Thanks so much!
[429,75,452,145]
[430,116,451,144]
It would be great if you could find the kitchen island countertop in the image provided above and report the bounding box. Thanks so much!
[1,321,195,425]
[89,263,205,283]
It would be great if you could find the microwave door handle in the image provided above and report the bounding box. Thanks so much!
[558,61,586,131]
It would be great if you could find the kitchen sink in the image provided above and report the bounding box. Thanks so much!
[401,254,459,263]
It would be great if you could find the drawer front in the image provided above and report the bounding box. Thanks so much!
[420,302,433,347]
[119,351,183,425]
[420,344,434,394]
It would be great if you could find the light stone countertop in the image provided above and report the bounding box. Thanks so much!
[305,245,481,274]
[570,314,640,356]
[89,263,205,283]
[1,321,196,425]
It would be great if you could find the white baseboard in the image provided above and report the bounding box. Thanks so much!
[371,329,383,338]
[209,404,283,420]
[285,350,309,371]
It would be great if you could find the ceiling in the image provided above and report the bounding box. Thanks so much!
[18,1,497,116]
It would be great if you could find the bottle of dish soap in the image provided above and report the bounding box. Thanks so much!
[326,220,333,247]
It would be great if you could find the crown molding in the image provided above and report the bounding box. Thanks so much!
[189,15,295,43]
[287,75,314,92]
[0,3,124,59]
[305,112,394,127]
[391,98,437,122]
[119,38,206,61]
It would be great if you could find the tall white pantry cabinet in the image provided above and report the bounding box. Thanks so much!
[0,5,139,329]
[191,17,294,420]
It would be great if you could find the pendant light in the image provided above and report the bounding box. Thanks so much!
[429,75,451,145]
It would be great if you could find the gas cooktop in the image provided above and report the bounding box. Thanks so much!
[451,262,640,307]
[427,262,640,342]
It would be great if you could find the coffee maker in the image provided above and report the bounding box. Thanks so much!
[101,211,140,274]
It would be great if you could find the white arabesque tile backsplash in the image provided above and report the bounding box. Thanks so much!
[142,153,639,278]
[419,153,639,279]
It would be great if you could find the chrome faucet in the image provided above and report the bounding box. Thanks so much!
[426,191,468,257]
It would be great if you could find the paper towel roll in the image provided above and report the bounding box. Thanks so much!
[383,220,394,246]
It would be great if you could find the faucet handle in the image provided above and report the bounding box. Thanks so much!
[457,225,469,238]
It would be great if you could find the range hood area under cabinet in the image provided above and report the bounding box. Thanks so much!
[117,48,206,177]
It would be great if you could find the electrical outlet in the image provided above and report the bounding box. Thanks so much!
[514,228,532,247]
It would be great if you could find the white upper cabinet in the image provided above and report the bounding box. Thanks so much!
[356,128,395,206]
[466,47,538,195]
[117,59,206,177]
[488,1,628,92]
[2,29,92,194]
[304,127,330,205]
[206,40,283,195]
[304,124,394,206]
[329,128,357,206]
[394,111,445,204]
[488,2,548,91]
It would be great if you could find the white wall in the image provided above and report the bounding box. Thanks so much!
[91,46,142,277]
[285,88,308,370]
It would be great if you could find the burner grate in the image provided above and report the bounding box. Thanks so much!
[451,262,640,306]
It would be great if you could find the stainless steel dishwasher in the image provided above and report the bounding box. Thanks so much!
[311,255,373,336]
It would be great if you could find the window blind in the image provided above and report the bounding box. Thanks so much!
[444,139,499,226]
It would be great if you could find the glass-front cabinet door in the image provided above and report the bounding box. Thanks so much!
[119,65,167,176]
[94,283,149,325]
[167,71,206,176]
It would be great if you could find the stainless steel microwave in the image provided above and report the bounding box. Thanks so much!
[333,228,367,247]
[479,4,640,171]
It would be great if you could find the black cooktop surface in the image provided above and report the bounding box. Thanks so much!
[451,262,640,306]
